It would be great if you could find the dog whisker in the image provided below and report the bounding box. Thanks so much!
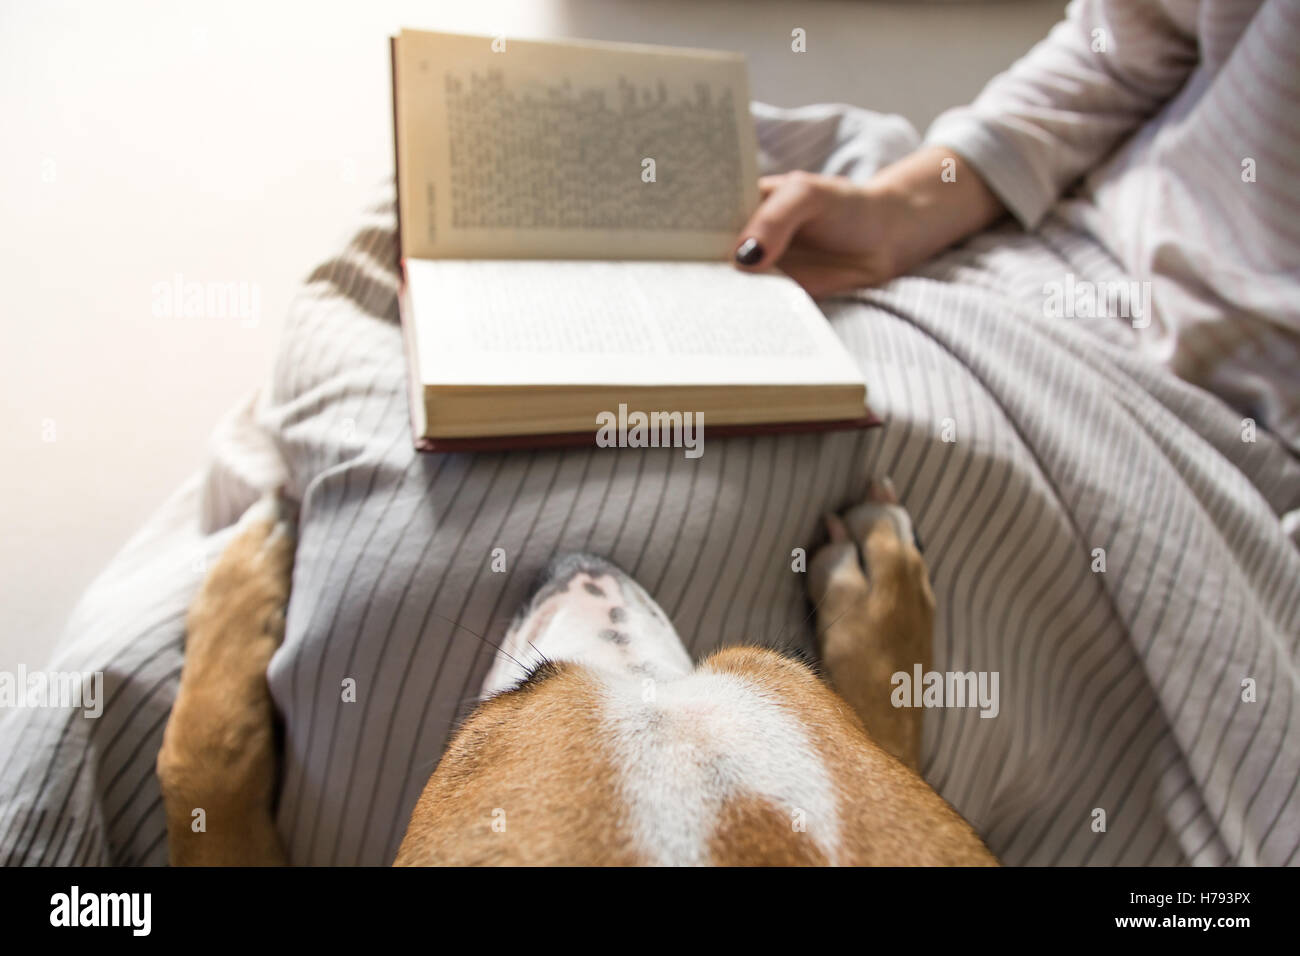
[423,609,528,675]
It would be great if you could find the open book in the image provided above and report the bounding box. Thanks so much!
[391,29,873,450]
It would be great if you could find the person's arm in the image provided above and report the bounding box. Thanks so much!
[734,0,1200,296]
[924,0,1199,230]
[732,146,1006,297]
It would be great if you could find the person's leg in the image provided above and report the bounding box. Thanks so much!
[251,197,892,864]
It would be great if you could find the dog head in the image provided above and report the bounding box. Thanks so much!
[393,553,990,866]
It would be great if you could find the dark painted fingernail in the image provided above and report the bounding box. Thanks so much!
[735,237,764,266]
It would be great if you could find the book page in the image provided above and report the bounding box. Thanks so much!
[394,30,760,261]
[406,259,866,389]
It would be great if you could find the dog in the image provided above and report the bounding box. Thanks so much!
[156,479,995,865]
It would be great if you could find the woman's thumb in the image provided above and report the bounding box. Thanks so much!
[733,175,819,270]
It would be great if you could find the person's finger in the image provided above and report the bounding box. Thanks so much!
[779,262,879,299]
[733,175,823,270]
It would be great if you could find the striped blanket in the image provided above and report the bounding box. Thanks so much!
[2,104,1297,866]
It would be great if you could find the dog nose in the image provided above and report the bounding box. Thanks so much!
[528,552,631,603]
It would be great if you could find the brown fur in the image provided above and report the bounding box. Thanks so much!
[812,513,935,771]
[703,647,993,865]
[155,503,291,865]
[709,791,829,866]
[394,663,643,866]
[159,487,996,867]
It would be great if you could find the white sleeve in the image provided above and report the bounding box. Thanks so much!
[925,0,1199,228]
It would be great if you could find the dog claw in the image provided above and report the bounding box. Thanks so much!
[824,512,850,543]
[867,477,898,504]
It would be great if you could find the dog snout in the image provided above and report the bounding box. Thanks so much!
[479,551,692,699]
[528,552,631,605]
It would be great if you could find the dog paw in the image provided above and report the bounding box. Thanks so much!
[805,479,934,771]
[237,490,296,576]
[186,492,297,661]
[807,511,868,611]
[161,492,298,848]
[841,476,921,558]
[806,479,933,634]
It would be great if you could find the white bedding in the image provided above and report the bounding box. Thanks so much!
[2,103,1297,866]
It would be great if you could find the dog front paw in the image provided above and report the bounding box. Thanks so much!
[805,478,933,658]
[807,511,868,615]
[805,478,933,769]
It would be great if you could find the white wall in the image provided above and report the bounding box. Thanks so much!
[551,0,1066,130]
[0,0,1064,673]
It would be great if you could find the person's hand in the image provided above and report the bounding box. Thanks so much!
[732,147,1008,298]
[732,172,902,297]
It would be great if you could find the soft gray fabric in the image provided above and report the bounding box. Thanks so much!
[927,0,1300,455]
[1,103,1296,866]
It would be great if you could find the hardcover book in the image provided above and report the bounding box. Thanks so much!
[390,29,874,451]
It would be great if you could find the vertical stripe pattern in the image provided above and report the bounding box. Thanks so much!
[1,102,1297,866]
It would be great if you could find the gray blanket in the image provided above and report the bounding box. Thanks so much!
[2,104,1297,866]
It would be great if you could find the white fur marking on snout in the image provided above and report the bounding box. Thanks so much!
[479,570,692,698]
[601,672,842,866]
